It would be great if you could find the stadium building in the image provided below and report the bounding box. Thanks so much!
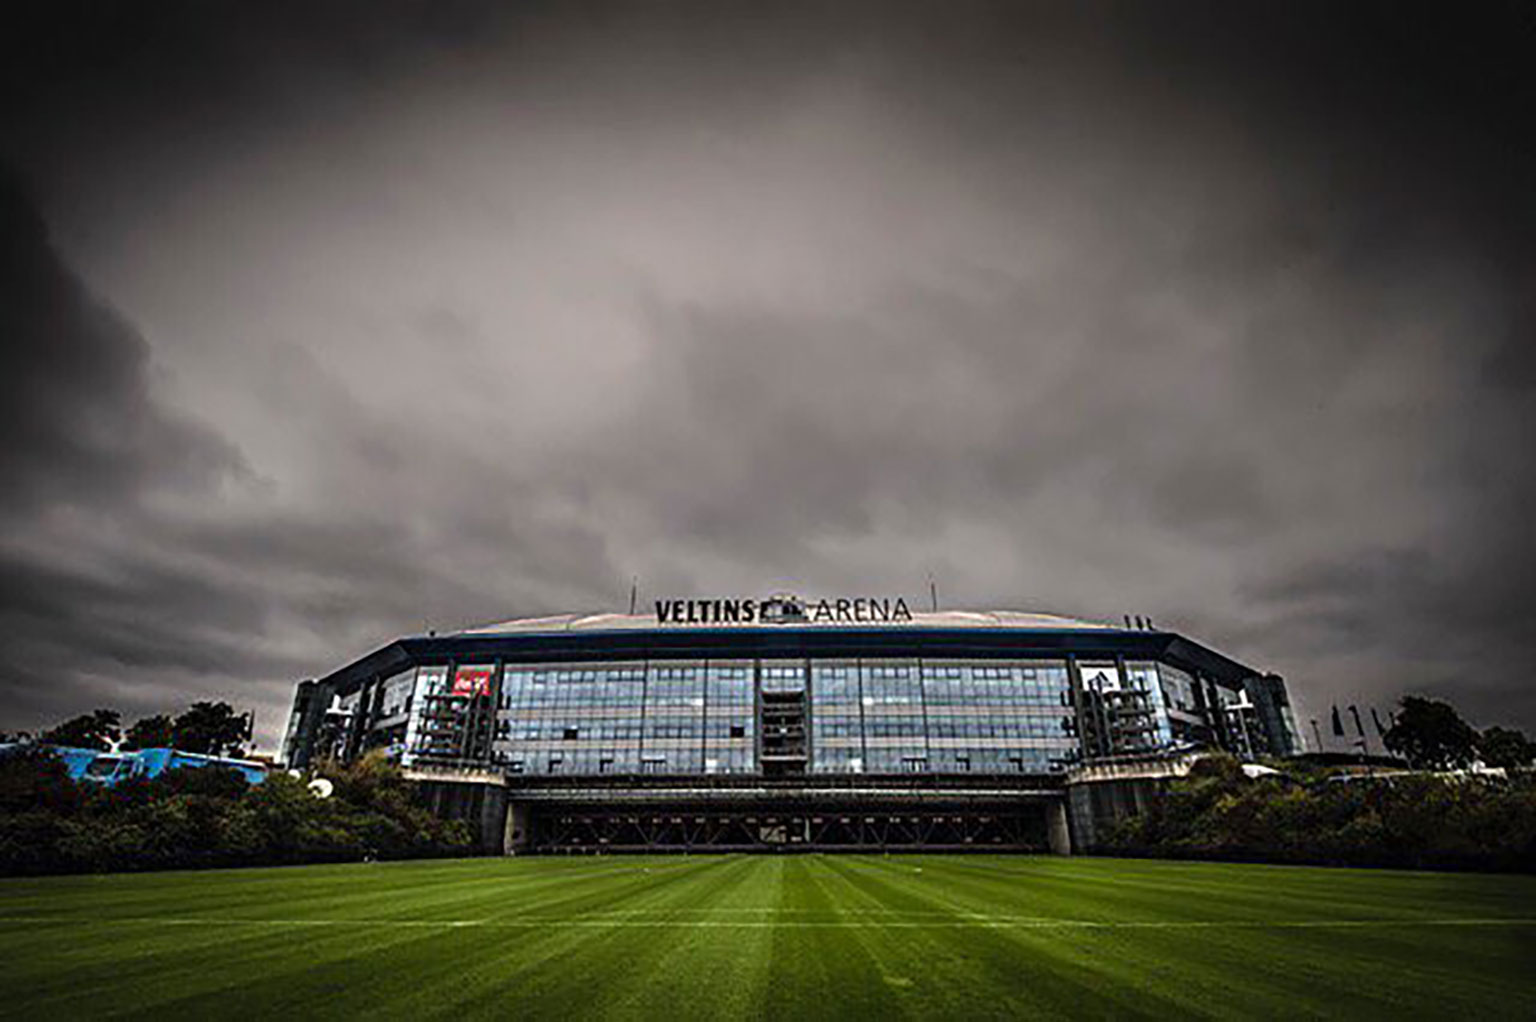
[282,595,1301,854]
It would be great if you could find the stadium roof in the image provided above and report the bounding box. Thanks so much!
[457,609,1119,636]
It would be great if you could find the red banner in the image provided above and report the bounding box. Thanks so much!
[451,665,494,697]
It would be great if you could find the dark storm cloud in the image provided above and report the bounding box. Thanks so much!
[1,1,1533,745]
[0,170,245,512]
[0,168,623,734]
[0,167,253,719]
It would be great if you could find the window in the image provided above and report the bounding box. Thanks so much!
[563,727,580,741]
[729,724,746,739]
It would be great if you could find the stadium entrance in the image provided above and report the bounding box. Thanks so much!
[502,774,1068,853]
[524,805,1050,852]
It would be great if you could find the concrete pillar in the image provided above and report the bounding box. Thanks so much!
[504,801,532,855]
[1046,798,1072,855]
[480,786,508,855]
[1065,783,1098,853]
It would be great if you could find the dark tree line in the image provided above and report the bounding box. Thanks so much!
[1382,696,1535,770]
[24,701,254,757]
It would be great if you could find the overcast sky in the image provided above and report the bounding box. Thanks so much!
[2,1,1532,750]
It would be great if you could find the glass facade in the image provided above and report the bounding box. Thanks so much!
[810,661,862,773]
[1125,662,1174,748]
[922,661,1077,773]
[704,662,754,773]
[291,623,1300,773]
[401,665,452,764]
[478,656,1107,777]
[859,661,928,773]
[642,662,706,774]
[498,663,647,775]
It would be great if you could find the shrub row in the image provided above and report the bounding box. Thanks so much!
[0,749,474,875]
[1101,756,1536,872]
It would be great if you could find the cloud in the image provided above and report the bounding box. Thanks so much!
[0,168,624,739]
[0,169,247,513]
[0,2,1533,747]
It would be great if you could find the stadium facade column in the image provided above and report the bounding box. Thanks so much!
[698,657,708,768]
[1065,656,1091,760]
[750,657,761,769]
[1046,798,1072,854]
[478,784,509,853]
[855,657,869,768]
[803,656,815,769]
[342,678,372,762]
[360,677,385,754]
[1201,676,1233,753]
[915,656,932,766]
[281,679,320,768]
[1188,667,1212,746]
[503,800,532,855]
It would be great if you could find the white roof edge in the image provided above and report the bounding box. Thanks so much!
[455,607,1120,636]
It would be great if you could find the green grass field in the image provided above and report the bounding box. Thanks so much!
[1,855,1533,1019]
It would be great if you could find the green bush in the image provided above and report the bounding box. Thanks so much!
[0,751,475,875]
[1103,756,1536,872]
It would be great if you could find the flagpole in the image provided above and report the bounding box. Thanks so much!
[1349,705,1370,756]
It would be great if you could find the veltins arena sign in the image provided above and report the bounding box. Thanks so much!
[655,595,914,626]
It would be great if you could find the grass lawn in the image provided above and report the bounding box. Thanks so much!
[1,855,1533,1019]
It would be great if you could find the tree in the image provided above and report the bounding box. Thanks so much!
[120,715,175,751]
[1479,727,1536,769]
[0,746,81,813]
[171,702,251,756]
[39,709,120,751]
[1383,696,1478,770]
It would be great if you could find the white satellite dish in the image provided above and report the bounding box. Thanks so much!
[308,777,334,799]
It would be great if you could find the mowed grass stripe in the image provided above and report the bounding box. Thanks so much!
[2,915,1534,929]
[454,855,759,1017]
[891,854,1530,924]
[2,855,1534,1021]
[822,855,1228,1018]
[822,856,1536,1018]
[0,856,718,923]
[811,852,1149,1018]
[0,858,747,1020]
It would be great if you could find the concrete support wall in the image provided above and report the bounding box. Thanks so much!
[413,779,508,854]
[1066,776,1167,852]
[1064,752,1202,852]
[479,785,508,853]
[1046,799,1072,855]
[504,801,532,855]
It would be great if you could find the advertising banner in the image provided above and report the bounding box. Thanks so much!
[451,664,495,697]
